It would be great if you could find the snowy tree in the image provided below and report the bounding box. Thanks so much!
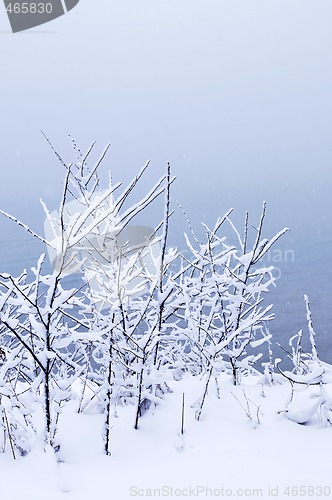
[277,295,332,426]
[0,138,169,453]
[175,203,288,419]
[0,257,84,450]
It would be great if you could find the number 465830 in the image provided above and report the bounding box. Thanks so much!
[6,3,53,14]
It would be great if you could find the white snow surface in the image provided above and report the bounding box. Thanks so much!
[1,374,331,500]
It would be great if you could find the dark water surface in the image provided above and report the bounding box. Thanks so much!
[1,182,331,367]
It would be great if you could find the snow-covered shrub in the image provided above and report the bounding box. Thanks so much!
[175,204,288,419]
[0,259,85,449]
[278,295,332,426]
[0,137,298,458]
[1,139,172,454]
[75,163,179,440]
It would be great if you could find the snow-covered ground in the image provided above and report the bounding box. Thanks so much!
[1,374,331,500]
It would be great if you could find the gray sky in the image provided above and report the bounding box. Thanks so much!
[1,0,332,210]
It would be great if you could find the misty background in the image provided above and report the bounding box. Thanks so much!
[0,0,331,363]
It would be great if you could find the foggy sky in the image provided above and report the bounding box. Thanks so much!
[1,0,331,211]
